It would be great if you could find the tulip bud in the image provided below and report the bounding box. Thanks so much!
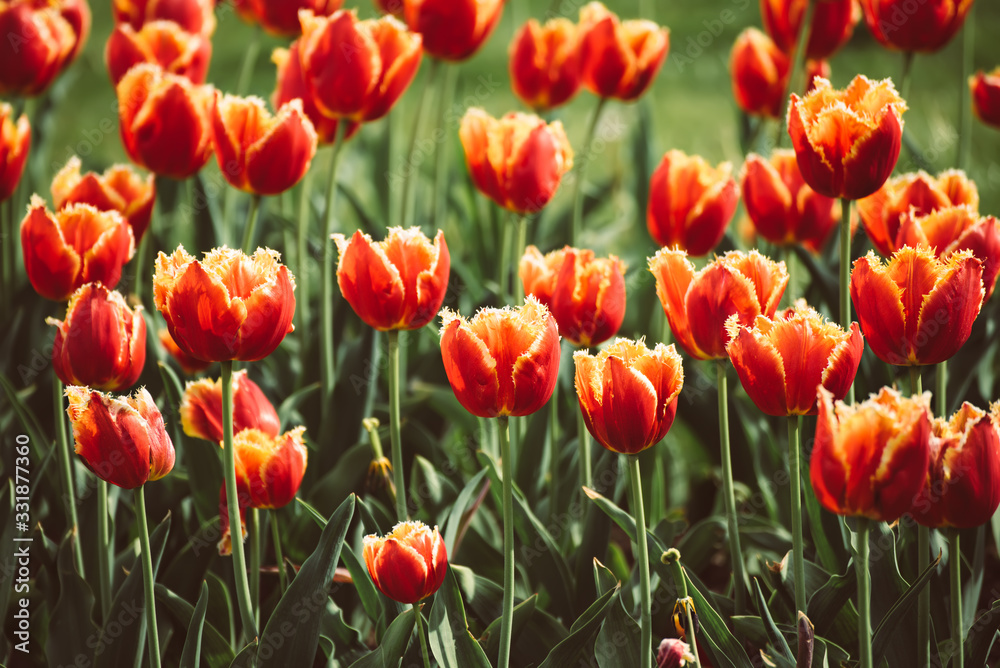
[509,18,582,111]
[730,28,790,119]
[363,521,447,603]
[272,41,353,145]
[52,156,156,243]
[761,0,859,60]
[578,2,669,101]
[403,0,504,62]
[180,370,281,443]
[861,0,973,53]
[0,104,30,203]
[0,0,90,96]
[105,20,212,85]
[971,68,1000,130]
[113,0,215,37]
[238,0,342,36]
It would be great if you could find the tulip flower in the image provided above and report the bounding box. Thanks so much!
[0,104,30,203]
[857,169,979,257]
[105,20,211,85]
[0,0,90,96]
[159,329,212,374]
[578,2,669,102]
[851,247,983,366]
[236,0,341,35]
[20,196,135,301]
[65,385,175,489]
[180,370,281,443]
[509,18,582,111]
[403,0,504,62]
[372,0,403,18]
[741,150,840,253]
[51,156,156,242]
[47,283,147,391]
[520,245,626,348]
[333,227,450,331]
[860,0,973,53]
[363,521,447,604]
[971,68,1000,129]
[656,639,695,668]
[647,150,739,256]
[761,0,859,60]
[648,247,788,361]
[459,108,574,214]
[153,245,296,362]
[729,28,790,119]
[113,0,214,36]
[272,40,353,145]
[210,94,318,196]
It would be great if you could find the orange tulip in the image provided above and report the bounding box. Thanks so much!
[861,0,973,53]
[729,28,790,119]
[105,20,211,85]
[647,150,738,256]
[578,2,669,101]
[272,40,354,145]
[971,68,1000,129]
[52,156,156,242]
[113,0,214,36]
[180,370,280,443]
[648,248,788,361]
[210,94,318,196]
[520,245,625,348]
[761,0,859,60]
[363,521,447,604]
[236,0,341,35]
[788,75,906,200]
[66,385,175,489]
[299,10,422,123]
[0,0,90,96]
[153,245,296,362]
[850,247,983,366]
[459,108,573,214]
[857,169,978,257]
[811,386,931,521]
[117,63,214,179]
[20,196,135,301]
[726,302,863,417]
[47,283,146,391]
[440,297,560,418]
[403,0,504,62]
[509,18,582,111]
[0,104,30,203]
[740,150,840,253]
[159,329,212,374]
[333,227,450,331]
[574,338,683,455]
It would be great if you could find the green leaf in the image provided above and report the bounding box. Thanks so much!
[276,382,319,427]
[296,497,328,529]
[443,468,488,556]
[594,589,642,668]
[229,640,259,668]
[155,584,234,668]
[478,594,538,662]
[684,569,755,668]
[348,607,416,668]
[429,568,491,668]
[752,578,793,663]
[871,548,942,667]
[180,582,211,668]
[537,584,619,668]
[45,532,99,668]
[964,599,1000,666]
[341,543,382,624]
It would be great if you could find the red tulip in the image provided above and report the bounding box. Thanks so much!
[0,104,30,203]
[20,196,135,301]
[459,108,573,214]
[971,68,1000,129]
[788,75,906,200]
[180,370,280,443]
[648,247,788,361]
[237,0,341,35]
[811,386,931,521]
[65,385,175,489]
[850,247,983,366]
[113,0,214,36]
[578,2,669,101]
[761,0,859,60]
[509,18,582,111]
[153,245,296,362]
[51,156,156,242]
[730,28,790,119]
[106,20,211,85]
[159,329,212,374]
[440,297,560,418]
[403,0,505,62]
[47,283,146,391]
[363,521,447,604]
[861,0,973,53]
[272,40,354,145]
[647,149,739,256]
[333,227,450,331]
[0,0,90,96]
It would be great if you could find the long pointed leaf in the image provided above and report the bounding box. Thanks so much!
[429,568,491,668]
[348,607,416,668]
[180,582,211,668]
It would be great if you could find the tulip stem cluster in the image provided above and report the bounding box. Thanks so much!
[97,480,112,622]
[134,485,161,668]
[320,124,349,435]
[628,454,652,668]
[497,415,515,668]
[387,331,408,522]
[570,97,607,247]
[54,378,85,577]
[787,416,806,617]
[240,194,262,254]
[855,518,872,668]
[949,530,964,668]
[413,603,432,668]
[716,361,746,613]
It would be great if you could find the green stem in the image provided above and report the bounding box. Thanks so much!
[571,97,608,247]
[578,406,592,489]
[917,524,930,668]
[498,415,515,668]
[548,382,561,520]
[785,245,797,306]
[401,59,441,229]
[499,211,513,300]
[431,64,457,231]
[1,196,10,318]
[295,169,314,388]
[249,508,260,627]
[55,378,85,576]
[628,455,652,668]
[221,360,257,641]
[320,126,349,434]
[788,416,806,616]
[236,25,261,95]
[957,6,975,170]
[937,361,948,417]
[717,361,746,613]
[950,529,964,668]
[134,485,161,668]
[856,518,872,668]
[132,222,151,305]
[388,330,408,522]
[270,510,288,593]
[514,214,527,304]
[900,51,915,102]
[840,198,854,405]
[414,603,431,668]
[910,366,922,395]
[98,479,111,623]
[240,195,262,254]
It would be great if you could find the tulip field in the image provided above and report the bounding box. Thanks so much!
[7,0,1000,666]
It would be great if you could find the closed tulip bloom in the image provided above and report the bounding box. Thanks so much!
[788,75,906,200]
[333,227,449,331]
[47,283,146,391]
[648,248,788,361]
[237,0,341,35]
[857,169,978,257]
[440,297,560,418]
[363,521,447,604]
[741,150,840,253]
[761,0,859,60]
[20,196,135,301]
[910,402,1000,529]
[113,0,214,36]
[52,156,156,242]
[656,639,695,668]
[299,10,422,123]
[66,385,175,489]
[159,329,212,374]
[971,68,1000,129]
[850,247,984,366]
[730,28,790,119]
[578,2,669,101]
[861,0,973,53]
[210,94,318,195]
[180,370,280,443]
[726,303,863,416]
[647,150,739,256]
[459,108,573,214]
[153,245,296,362]
[0,0,89,96]
[575,338,683,455]
[403,0,504,62]
[509,18,582,111]
[272,40,353,145]
[811,386,932,521]
[106,20,211,85]
[0,104,30,203]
